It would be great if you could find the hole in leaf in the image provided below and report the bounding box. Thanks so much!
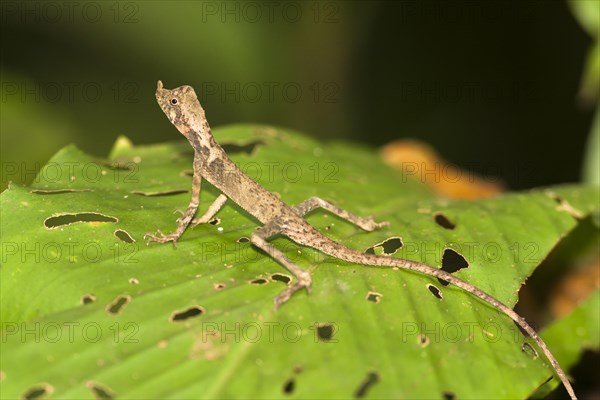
[170,305,205,322]
[418,334,430,348]
[106,295,131,315]
[181,169,193,177]
[221,140,265,155]
[354,371,379,398]
[316,323,336,342]
[209,217,221,226]
[438,248,469,286]
[442,391,456,400]
[427,284,443,299]
[293,365,303,374]
[128,278,139,285]
[282,378,295,395]
[213,283,226,290]
[81,293,96,305]
[114,229,135,243]
[365,237,403,255]
[44,212,118,229]
[434,212,456,230]
[381,237,403,254]
[86,381,115,399]
[131,190,188,197]
[521,342,539,359]
[31,189,93,194]
[237,237,250,243]
[250,278,268,285]
[270,273,292,284]
[366,291,383,303]
[22,383,54,399]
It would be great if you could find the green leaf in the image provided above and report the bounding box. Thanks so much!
[542,289,600,370]
[568,0,600,104]
[2,125,599,399]
[530,290,600,399]
[568,0,599,39]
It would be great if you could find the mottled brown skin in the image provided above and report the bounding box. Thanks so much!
[145,81,576,399]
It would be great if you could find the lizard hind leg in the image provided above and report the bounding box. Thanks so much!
[250,223,312,309]
[293,196,389,231]
[255,196,390,308]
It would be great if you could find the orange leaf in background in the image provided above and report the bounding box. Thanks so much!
[551,257,600,319]
[380,139,504,200]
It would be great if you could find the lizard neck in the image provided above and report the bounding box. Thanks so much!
[190,127,225,166]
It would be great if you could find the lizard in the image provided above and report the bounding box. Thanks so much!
[144,80,576,399]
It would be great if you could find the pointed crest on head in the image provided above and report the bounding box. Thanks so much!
[155,80,207,137]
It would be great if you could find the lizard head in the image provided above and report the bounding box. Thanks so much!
[155,80,208,138]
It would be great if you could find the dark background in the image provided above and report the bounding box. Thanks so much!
[0,1,595,191]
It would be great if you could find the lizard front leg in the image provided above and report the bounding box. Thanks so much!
[145,192,229,245]
[144,153,202,245]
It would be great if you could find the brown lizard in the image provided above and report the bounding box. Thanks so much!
[144,80,576,399]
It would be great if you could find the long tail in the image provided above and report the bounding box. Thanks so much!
[316,237,576,399]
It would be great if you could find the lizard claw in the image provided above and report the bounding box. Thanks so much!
[361,217,391,232]
[144,229,179,247]
[174,209,185,224]
[191,216,207,228]
[273,271,312,310]
[375,219,391,229]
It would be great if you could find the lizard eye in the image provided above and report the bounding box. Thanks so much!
[170,98,178,106]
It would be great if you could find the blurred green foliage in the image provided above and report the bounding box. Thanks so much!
[568,0,600,186]
[1,1,596,192]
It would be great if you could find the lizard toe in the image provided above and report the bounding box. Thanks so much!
[376,220,391,228]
